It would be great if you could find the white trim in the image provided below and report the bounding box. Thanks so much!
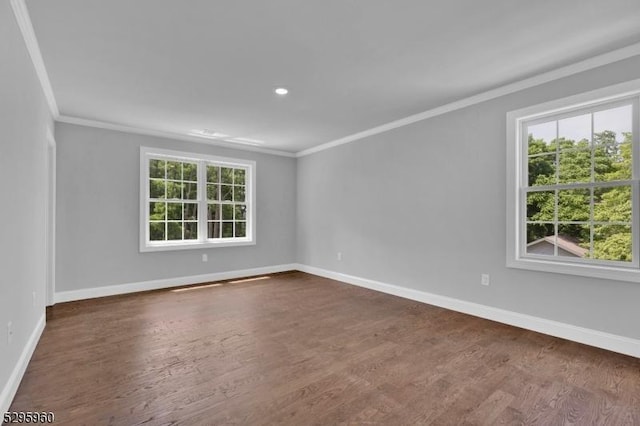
[45,134,56,306]
[11,0,640,160]
[57,115,296,158]
[0,313,45,414]
[506,79,640,282]
[141,240,256,252]
[9,0,59,118]
[297,42,640,158]
[506,79,640,124]
[139,146,257,251]
[294,264,640,358]
[54,264,297,303]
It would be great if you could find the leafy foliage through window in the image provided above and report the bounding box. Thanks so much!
[524,103,635,264]
[206,165,247,239]
[140,147,254,251]
[149,159,199,242]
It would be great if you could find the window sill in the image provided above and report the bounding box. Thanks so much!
[140,239,255,253]
[507,256,640,283]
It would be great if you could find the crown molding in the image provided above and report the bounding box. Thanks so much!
[10,0,59,118]
[296,42,640,158]
[10,0,640,158]
[56,115,297,158]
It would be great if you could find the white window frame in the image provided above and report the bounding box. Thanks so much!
[140,147,256,252]
[506,79,640,282]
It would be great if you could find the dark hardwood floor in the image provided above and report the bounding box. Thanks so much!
[9,271,640,425]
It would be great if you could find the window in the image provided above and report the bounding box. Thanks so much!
[507,80,640,281]
[140,147,255,251]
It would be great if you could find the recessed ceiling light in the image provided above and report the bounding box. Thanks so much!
[274,87,289,96]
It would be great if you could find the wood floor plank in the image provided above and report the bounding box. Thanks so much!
[9,271,640,425]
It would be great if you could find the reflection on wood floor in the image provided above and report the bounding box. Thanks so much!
[11,271,640,425]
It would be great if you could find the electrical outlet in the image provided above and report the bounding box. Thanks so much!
[337,252,342,261]
[33,291,36,307]
[202,254,208,262]
[481,274,490,286]
[7,322,13,345]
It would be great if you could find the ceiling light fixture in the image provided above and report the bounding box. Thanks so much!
[189,129,265,147]
[274,87,289,96]
[224,137,265,146]
[189,129,230,139]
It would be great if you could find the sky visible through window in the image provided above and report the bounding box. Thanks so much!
[525,102,634,263]
[529,105,631,143]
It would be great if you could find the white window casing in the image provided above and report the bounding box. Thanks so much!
[506,79,640,282]
[140,147,256,252]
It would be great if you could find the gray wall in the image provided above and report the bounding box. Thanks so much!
[297,54,640,340]
[55,123,296,291]
[0,0,53,406]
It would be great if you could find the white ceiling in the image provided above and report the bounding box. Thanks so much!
[26,0,640,153]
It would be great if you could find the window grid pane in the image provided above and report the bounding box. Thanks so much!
[204,163,249,240]
[206,202,248,239]
[145,153,252,247]
[147,158,200,242]
[523,102,634,264]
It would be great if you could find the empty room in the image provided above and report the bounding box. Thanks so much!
[3,0,640,424]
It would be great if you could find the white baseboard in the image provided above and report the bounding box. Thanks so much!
[51,262,640,357]
[1,313,46,414]
[294,264,640,359]
[54,264,297,303]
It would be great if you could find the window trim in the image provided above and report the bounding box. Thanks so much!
[139,146,256,252]
[506,78,640,282]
